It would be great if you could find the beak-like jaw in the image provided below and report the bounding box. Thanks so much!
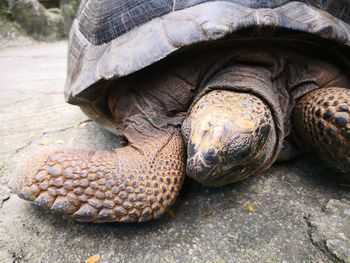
[182,90,276,186]
[184,114,252,186]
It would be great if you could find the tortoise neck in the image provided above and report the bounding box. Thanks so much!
[192,63,286,169]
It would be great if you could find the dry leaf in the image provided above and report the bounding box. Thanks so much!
[54,140,65,144]
[201,211,214,217]
[247,204,254,213]
[167,209,176,217]
[85,253,101,263]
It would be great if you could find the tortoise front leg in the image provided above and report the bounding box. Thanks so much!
[293,87,350,175]
[10,131,185,223]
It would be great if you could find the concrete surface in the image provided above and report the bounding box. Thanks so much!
[0,41,349,263]
[307,199,350,262]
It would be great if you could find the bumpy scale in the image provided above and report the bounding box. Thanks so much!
[12,132,185,222]
[294,87,350,174]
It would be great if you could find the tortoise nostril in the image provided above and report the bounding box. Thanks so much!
[187,143,196,156]
[186,155,209,179]
[203,150,219,164]
[208,147,215,155]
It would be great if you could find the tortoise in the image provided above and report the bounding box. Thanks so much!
[11,0,350,223]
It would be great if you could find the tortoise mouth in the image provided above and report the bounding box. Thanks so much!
[186,149,258,187]
[186,155,256,187]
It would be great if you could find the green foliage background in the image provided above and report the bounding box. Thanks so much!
[0,0,11,23]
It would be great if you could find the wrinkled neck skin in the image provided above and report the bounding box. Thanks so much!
[103,43,349,185]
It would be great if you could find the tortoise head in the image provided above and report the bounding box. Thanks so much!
[182,90,277,186]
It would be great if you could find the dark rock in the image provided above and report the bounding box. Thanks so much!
[9,0,64,41]
[6,0,82,41]
[39,0,60,9]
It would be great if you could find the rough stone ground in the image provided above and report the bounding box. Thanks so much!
[0,41,349,263]
[0,21,35,49]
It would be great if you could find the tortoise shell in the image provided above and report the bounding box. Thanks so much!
[65,0,350,105]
